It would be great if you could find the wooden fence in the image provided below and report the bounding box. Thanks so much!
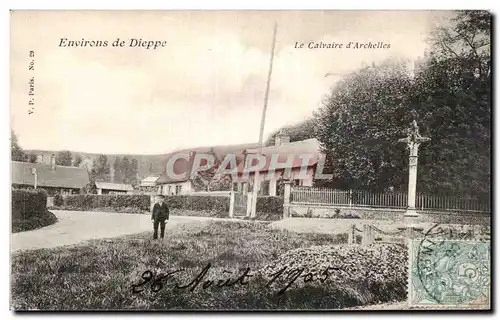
[290,187,490,213]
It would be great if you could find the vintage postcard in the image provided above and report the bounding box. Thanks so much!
[9,10,491,311]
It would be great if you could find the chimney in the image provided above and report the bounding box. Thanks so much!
[275,130,290,147]
[50,154,56,171]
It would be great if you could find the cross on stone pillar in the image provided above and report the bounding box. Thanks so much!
[398,117,430,218]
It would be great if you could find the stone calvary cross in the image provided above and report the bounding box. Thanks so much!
[398,117,430,218]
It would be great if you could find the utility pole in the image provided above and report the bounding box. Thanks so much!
[258,22,278,147]
[249,22,278,219]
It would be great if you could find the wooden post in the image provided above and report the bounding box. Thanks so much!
[362,224,373,245]
[250,174,260,219]
[150,195,155,212]
[229,191,235,218]
[269,178,277,196]
[348,223,355,244]
[246,192,252,217]
[282,180,292,219]
[349,189,352,207]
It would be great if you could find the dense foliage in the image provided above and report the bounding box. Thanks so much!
[11,131,27,162]
[90,154,111,182]
[265,118,316,146]
[12,211,58,233]
[164,195,283,218]
[73,154,83,167]
[113,156,139,186]
[164,195,230,213]
[255,196,283,215]
[58,194,151,212]
[12,188,57,232]
[55,151,73,166]
[12,188,48,220]
[312,11,490,197]
[261,243,407,303]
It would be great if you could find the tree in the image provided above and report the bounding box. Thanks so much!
[56,151,73,166]
[113,157,123,183]
[314,59,413,191]
[84,181,97,194]
[26,153,37,163]
[191,152,232,191]
[90,154,111,182]
[121,157,131,184]
[130,159,139,186]
[11,130,25,161]
[408,10,491,196]
[314,11,491,197]
[266,118,316,146]
[74,154,83,167]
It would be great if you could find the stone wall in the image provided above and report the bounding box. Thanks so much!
[285,205,490,225]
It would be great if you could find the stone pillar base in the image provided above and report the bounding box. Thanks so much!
[404,208,419,217]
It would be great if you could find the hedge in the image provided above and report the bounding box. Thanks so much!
[12,211,58,233]
[261,243,407,303]
[12,188,47,220]
[57,194,151,212]
[50,194,284,219]
[163,195,230,213]
[54,194,64,207]
[12,188,57,232]
[163,195,283,220]
[256,196,283,214]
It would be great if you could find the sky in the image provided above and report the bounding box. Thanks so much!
[10,10,454,154]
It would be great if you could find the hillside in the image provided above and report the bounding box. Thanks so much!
[25,142,260,182]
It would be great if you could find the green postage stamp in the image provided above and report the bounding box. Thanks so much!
[409,239,491,309]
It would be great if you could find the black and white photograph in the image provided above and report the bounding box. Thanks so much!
[9,10,491,311]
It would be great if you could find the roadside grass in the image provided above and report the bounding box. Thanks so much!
[11,219,405,310]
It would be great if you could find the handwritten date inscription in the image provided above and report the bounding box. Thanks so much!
[131,263,340,296]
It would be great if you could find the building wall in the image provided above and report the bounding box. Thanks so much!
[98,189,129,195]
[160,181,193,195]
[234,166,315,195]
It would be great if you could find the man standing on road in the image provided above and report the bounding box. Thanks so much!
[151,195,170,240]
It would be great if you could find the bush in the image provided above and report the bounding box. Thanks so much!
[59,194,151,212]
[54,194,64,207]
[163,195,283,219]
[256,196,283,214]
[325,209,362,219]
[261,243,407,304]
[11,188,57,233]
[12,211,58,233]
[164,195,230,213]
[12,188,47,220]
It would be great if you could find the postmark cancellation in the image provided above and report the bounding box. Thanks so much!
[409,239,490,309]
